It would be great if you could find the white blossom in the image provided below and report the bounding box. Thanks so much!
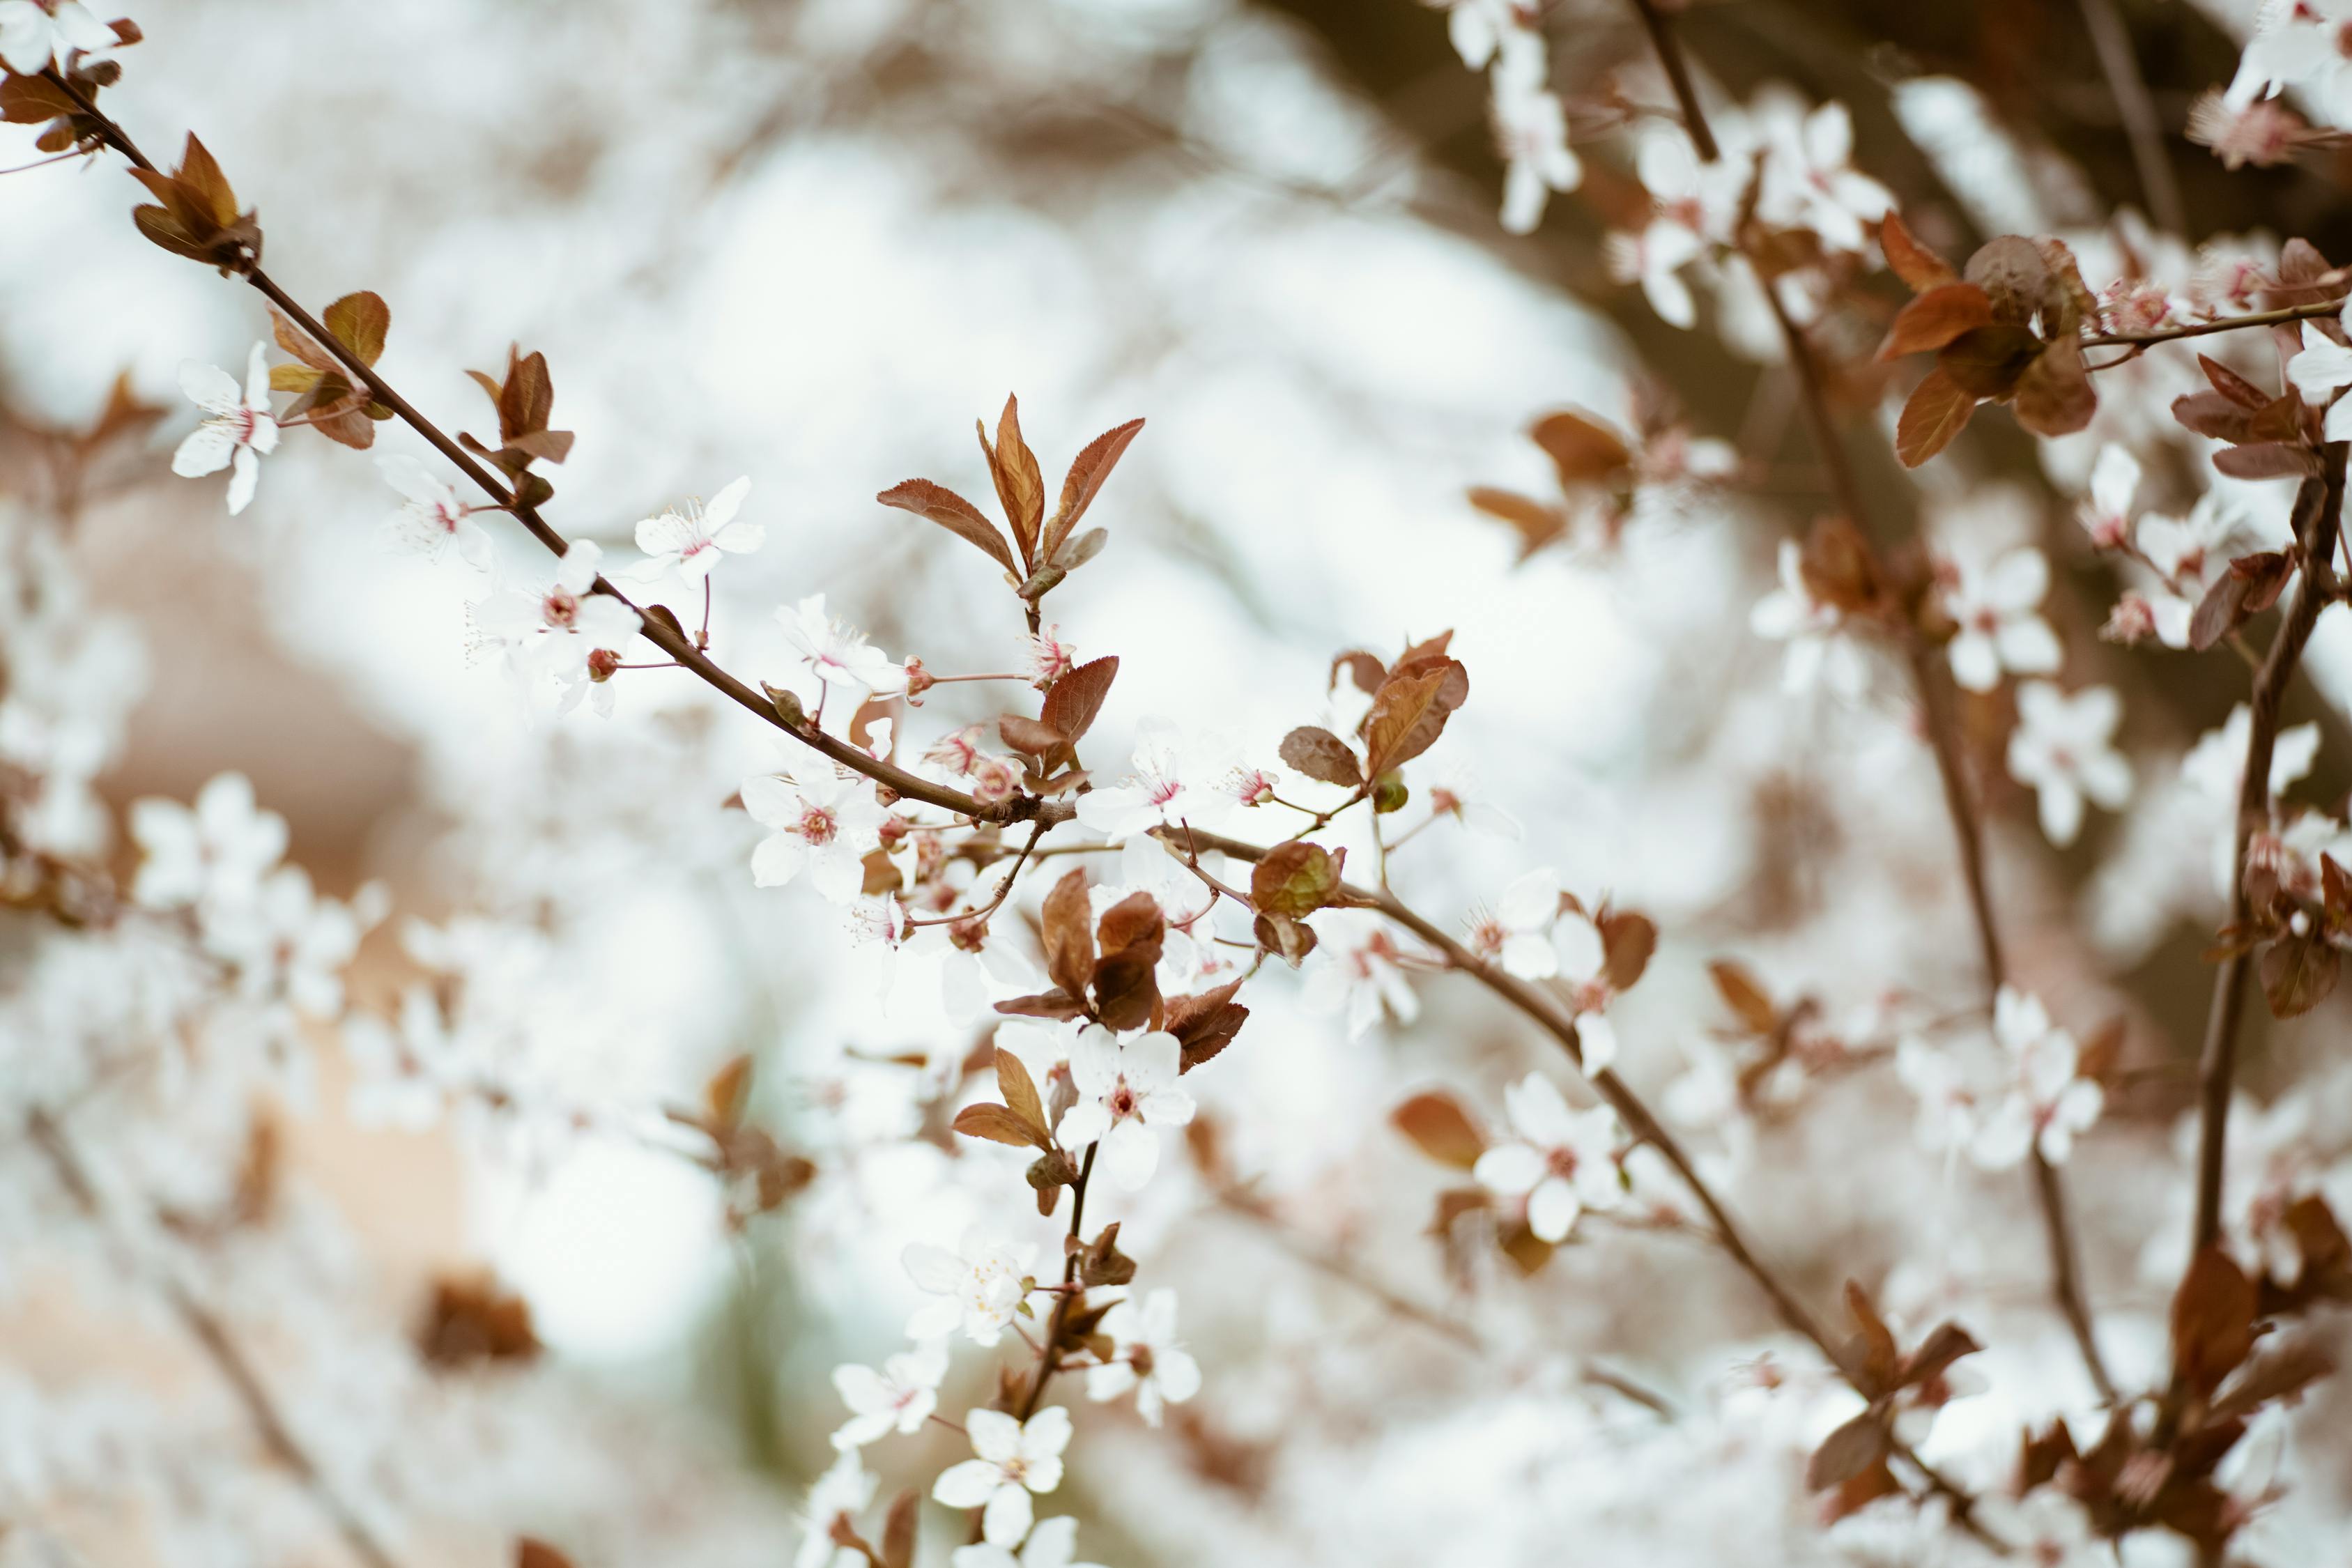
[1085,1288,1201,1425]
[950,1517,1106,1568]
[742,771,887,903]
[378,455,492,571]
[128,771,288,911]
[1056,1029,1194,1190]
[172,345,278,516]
[779,593,907,697]
[1751,541,1870,697]
[2006,682,2132,846]
[0,0,116,77]
[1472,1074,1624,1242]
[1969,987,2102,1169]
[794,1450,877,1568]
[829,1339,948,1450]
[1943,548,2061,693]
[1465,867,1565,978]
[902,1230,1036,1346]
[627,475,762,583]
[931,1406,1071,1549]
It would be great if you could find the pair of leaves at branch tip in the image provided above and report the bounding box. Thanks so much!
[1878,218,2097,466]
[998,655,1117,776]
[2187,548,2296,652]
[2174,352,2320,479]
[2172,1247,2260,1398]
[1359,631,1469,778]
[130,133,263,274]
[1391,1089,1487,1171]
[952,1045,1056,1151]
[1073,1221,1137,1288]
[268,292,392,449]
[997,869,1167,1029]
[0,72,100,153]
[1466,408,1636,558]
[1279,723,1362,787]
[876,397,1143,592]
[459,344,573,495]
[1252,908,1317,967]
[1250,840,1343,920]
[1165,978,1249,1073]
[1806,1282,1981,1493]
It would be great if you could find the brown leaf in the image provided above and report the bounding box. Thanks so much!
[1251,840,1342,918]
[953,1102,1049,1149]
[994,1046,1045,1131]
[1597,910,1657,992]
[1937,322,2042,398]
[176,134,238,228]
[1252,910,1319,966]
[2200,355,2270,409]
[1467,486,1567,556]
[1077,1222,1137,1288]
[0,75,77,125]
[2213,1336,2337,1422]
[1898,1322,1983,1390]
[2213,442,2324,480]
[1040,656,1118,748]
[1964,234,2052,324]
[1529,408,1633,486]
[1709,960,1778,1034]
[516,1541,576,1568]
[993,990,1089,1020]
[1363,661,1469,776]
[2190,551,2293,651]
[1843,1280,1901,1393]
[1166,979,1249,1073]
[877,479,1017,575]
[2172,1246,2258,1396]
[1330,650,1386,695]
[980,394,1045,567]
[2172,391,2258,443]
[1880,211,1958,292]
[1798,514,1882,613]
[321,291,390,366]
[421,1271,540,1368]
[2013,336,2097,438]
[998,714,1068,760]
[1498,1222,1555,1276]
[1806,1411,1891,1491]
[1391,1091,1486,1169]
[1045,417,1145,564]
[1895,369,1976,468]
[1042,868,1096,999]
[880,1489,918,1568]
[1279,725,1362,787]
[1876,283,1994,360]
[2262,932,2339,1019]
[706,1054,753,1129]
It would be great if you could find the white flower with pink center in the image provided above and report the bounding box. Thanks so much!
[1055,1029,1194,1190]
[1750,539,1869,698]
[1472,1073,1624,1243]
[931,1407,1071,1549]
[172,344,279,516]
[1492,45,1579,235]
[828,1339,948,1451]
[1302,909,1421,1039]
[779,593,907,697]
[2006,681,2132,847]
[627,475,762,583]
[472,541,640,715]
[378,454,491,571]
[2077,445,2140,551]
[1969,987,2103,1169]
[1942,546,2060,693]
[1029,625,1078,686]
[1086,1288,1201,1426]
[1465,867,1565,980]
[902,1229,1037,1346]
[742,770,886,903]
[1075,720,1201,842]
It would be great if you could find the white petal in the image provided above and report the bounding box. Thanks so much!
[1527,1176,1581,1243]
[226,445,261,515]
[1473,1142,1544,1199]
[1021,1406,1073,1461]
[981,1485,1033,1548]
[705,475,752,526]
[1100,1118,1160,1190]
[751,832,808,887]
[1055,1100,1111,1151]
[932,1459,1004,1509]
[1120,1031,1180,1094]
[242,341,274,408]
[172,424,235,479]
[178,359,240,414]
[1068,1035,1119,1098]
[965,1408,1023,1464]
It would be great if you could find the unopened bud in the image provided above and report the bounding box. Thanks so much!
[762,682,807,727]
[586,647,621,682]
[902,656,935,703]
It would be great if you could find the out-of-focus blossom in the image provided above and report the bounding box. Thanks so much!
[0,0,115,77]
[2006,682,2132,846]
[1086,1288,1201,1425]
[780,594,908,697]
[2077,445,2140,549]
[129,771,288,911]
[378,454,492,570]
[1751,541,1870,697]
[1942,548,2061,693]
[1969,987,2103,1169]
[932,1406,1071,1549]
[1472,1074,1624,1242]
[902,1231,1036,1347]
[951,1516,1106,1568]
[794,1450,877,1568]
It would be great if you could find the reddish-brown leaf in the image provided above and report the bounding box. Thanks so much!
[1598,910,1657,992]
[877,479,1017,574]
[1876,283,1994,360]
[2262,932,2340,1019]
[1040,656,1118,747]
[1806,1411,1891,1491]
[1963,234,2051,324]
[1466,486,1568,556]
[322,291,390,366]
[1363,661,1469,776]
[994,1045,1045,1131]
[1937,322,2042,397]
[1279,725,1362,787]
[2172,1246,2258,1396]
[1045,417,1145,564]
[2199,355,2270,409]
[998,714,1067,759]
[516,1541,576,1568]
[1251,840,1342,918]
[2172,391,2258,443]
[1880,211,1957,292]
[2013,336,2097,438]
[1895,369,1975,468]
[1392,1091,1486,1169]
[1166,979,1249,1073]
[1042,868,1096,999]
[1528,408,1632,486]
[880,1489,918,1568]
[980,394,1045,567]
[2213,443,2324,480]
[953,1101,1048,1149]
[1708,959,1779,1035]
[1330,650,1386,695]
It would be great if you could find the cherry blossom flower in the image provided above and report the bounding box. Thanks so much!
[378,455,492,571]
[794,1450,877,1568]
[0,0,116,77]
[1056,1029,1194,1190]
[1473,1075,1624,1242]
[1437,0,1522,70]
[1302,912,1422,1038]
[2188,91,2318,170]
[931,1406,1071,1548]
[2006,682,2132,847]
[741,771,886,903]
[1942,548,2061,692]
[2185,705,2321,808]
[129,771,289,911]
[1551,906,1622,1070]
[2287,313,2352,440]
[1074,720,1204,841]
[205,865,364,1020]
[472,541,640,716]
[829,1339,948,1450]
[1491,43,1579,235]
[902,1230,1037,1346]
[950,1517,1106,1568]
[1759,101,1892,252]
[2077,445,2140,549]
[1969,988,2103,1169]
[1086,1288,1201,1426]
[779,594,907,697]
[1466,867,1565,978]
[2136,493,2256,647]
[1604,221,1707,330]
[626,475,762,583]
[2226,0,2352,126]
[172,345,279,516]
[1029,626,1078,686]
[1750,541,1870,697]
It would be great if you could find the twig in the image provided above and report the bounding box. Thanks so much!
[2073,0,2186,236]
[1625,0,2115,1419]
[2083,298,2346,348]
[28,1111,404,1568]
[2188,452,2348,1258]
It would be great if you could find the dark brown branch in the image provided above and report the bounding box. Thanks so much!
[29,1111,403,1568]
[1624,0,2116,1415]
[2073,0,2186,236]
[2190,450,2349,1256]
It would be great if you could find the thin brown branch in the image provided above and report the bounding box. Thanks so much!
[2084,298,2346,348]
[29,1111,403,1568]
[1625,0,2114,1418]
[2190,450,2348,1256]
[2073,0,2186,236]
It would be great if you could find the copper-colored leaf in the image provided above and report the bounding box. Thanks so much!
[2213,442,2323,480]
[2172,391,2258,443]
[1251,840,1342,918]
[1042,868,1095,999]
[1166,979,1249,1073]
[1894,369,1975,468]
[516,1540,575,1568]
[1529,408,1632,486]
[1843,1279,1901,1393]
[953,1101,1048,1148]
[1363,661,1468,776]
[2262,932,2340,1019]
[1279,725,1362,787]
[880,1489,918,1568]
[1391,1090,1486,1169]
[877,478,1017,574]
[1045,417,1145,564]
[994,1045,1045,1131]
[1466,486,1568,556]
[176,134,238,227]
[999,713,1067,759]
[1880,211,1957,292]
[981,394,1045,566]
[1708,959,1778,1034]
[2012,335,2097,438]
[1330,650,1385,695]
[1963,234,2051,324]
[1597,910,1657,992]
[2172,1246,2257,1396]
[1937,323,2042,398]
[2199,354,2270,409]
[1877,283,1994,360]
[1040,656,1117,747]
[1806,1411,1891,1491]
[321,291,390,366]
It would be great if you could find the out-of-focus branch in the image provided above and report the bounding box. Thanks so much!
[2084,298,2347,348]
[2189,451,2349,1257]
[2073,0,2186,236]
[28,1111,403,1568]
[1622,0,2117,1414]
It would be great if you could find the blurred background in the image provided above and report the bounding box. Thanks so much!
[7,0,2352,1563]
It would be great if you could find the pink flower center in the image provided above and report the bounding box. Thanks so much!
[797,806,838,845]
[1145,776,1181,808]
[1109,1079,1140,1121]
[541,588,580,629]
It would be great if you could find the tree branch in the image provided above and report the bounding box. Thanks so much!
[2073,0,2186,237]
